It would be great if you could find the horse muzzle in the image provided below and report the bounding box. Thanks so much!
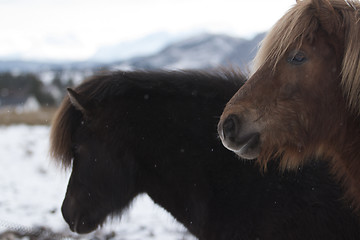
[61,196,105,234]
[218,114,261,159]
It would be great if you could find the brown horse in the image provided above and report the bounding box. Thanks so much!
[218,0,360,210]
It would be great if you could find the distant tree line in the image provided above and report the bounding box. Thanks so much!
[0,72,56,106]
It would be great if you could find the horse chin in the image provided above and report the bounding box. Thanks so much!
[235,149,259,160]
[62,203,108,234]
[71,214,106,234]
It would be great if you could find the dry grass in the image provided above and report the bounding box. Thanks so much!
[0,108,58,126]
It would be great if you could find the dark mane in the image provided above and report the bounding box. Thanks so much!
[50,69,246,169]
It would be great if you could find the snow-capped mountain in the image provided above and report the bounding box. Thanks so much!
[0,32,265,79]
[112,32,265,71]
[90,32,188,63]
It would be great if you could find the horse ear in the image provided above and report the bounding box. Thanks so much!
[67,88,90,116]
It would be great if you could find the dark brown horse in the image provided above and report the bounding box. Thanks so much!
[50,70,360,239]
[218,0,360,210]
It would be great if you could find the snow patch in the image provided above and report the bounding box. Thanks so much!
[0,125,196,239]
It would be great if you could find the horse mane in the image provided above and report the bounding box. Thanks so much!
[50,95,78,169]
[50,69,246,169]
[253,0,360,112]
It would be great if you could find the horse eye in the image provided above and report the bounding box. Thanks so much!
[287,51,307,65]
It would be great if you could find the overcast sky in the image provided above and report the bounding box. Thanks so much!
[0,0,295,61]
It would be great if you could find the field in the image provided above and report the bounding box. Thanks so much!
[0,108,57,126]
[0,125,196,240]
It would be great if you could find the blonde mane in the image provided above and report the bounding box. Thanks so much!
[252,0,360,112]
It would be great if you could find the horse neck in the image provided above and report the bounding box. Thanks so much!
[139,156,212,237]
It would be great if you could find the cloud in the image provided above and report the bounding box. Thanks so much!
[0,0,294,61]
[44,34,81,46]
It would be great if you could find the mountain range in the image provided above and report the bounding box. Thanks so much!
[112,32,265,72]
[0,32,265,75]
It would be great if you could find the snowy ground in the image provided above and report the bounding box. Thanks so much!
[0,125,196,240]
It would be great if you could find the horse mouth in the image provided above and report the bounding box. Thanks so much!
[62,201,106,234]
[68,214,104,234]
[222,133,260,160]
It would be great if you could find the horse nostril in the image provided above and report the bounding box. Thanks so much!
[222,114,239,141]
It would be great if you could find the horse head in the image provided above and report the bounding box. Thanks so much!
[218,0,360,209]
[53,88,139,234]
